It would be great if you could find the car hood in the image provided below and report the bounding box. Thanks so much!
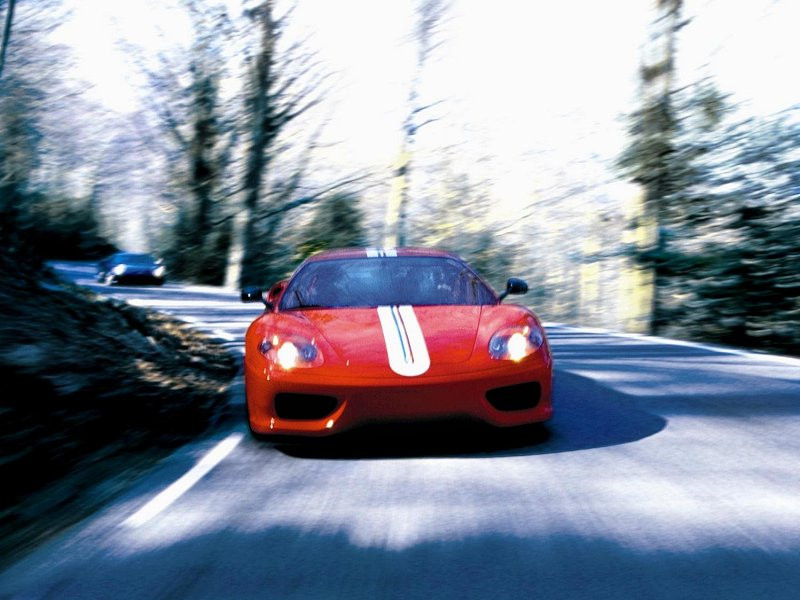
[298,305,483,374]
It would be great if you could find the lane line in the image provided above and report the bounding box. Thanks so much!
[123,433,243,528]
[178,320,252,328]
[552,325,800,366]
[126,299,261,310]
[210,328,236,342]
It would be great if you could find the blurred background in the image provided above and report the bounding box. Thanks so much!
[1,0,798,354]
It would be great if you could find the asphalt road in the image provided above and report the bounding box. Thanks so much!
[2,262,799,599]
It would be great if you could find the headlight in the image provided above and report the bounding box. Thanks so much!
[112,264,127,275]
[259,335,323,370]
[153,266,166,278]
[488,322,545,361]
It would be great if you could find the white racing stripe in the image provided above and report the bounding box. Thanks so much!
[366,247,397,257]
[377,305,430,376]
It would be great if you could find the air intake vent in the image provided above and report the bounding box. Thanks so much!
[485,382,541,411]
[274,393,338,420]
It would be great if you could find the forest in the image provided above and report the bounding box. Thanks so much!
[0,0,798,355]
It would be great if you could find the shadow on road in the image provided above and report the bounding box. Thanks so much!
[547,328,800,414]
[5,526,798,600]
[276,370,666,460]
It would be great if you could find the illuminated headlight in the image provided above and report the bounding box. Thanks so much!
[489,323,545,361]
[111,264,127,275]
[277,342,300,369]
[259,336,322,370]
[153,265,166,278]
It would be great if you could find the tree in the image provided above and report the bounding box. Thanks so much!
[618,0,685,334]
[296,192,366,261]
[223,0,326,288]
[0,0,16,80]
[0,0,74,262]
[132,0,237,284]
[413,168,512,292]
[623,43,800,356]
[128,1,366,288]
[668,108,800,353]
[384,0,447,247]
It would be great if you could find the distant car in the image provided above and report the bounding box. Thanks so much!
[241,247,553,438]
[96,252,166,286]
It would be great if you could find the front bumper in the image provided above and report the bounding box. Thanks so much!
[245,360,553,436]
[112,273,165,285]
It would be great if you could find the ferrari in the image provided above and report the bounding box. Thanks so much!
[241,248,552,437]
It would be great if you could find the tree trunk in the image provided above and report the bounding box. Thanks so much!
[223,1,274,288]
[385,0,444,247]
[0,0,16,81]
[640,0,682,334]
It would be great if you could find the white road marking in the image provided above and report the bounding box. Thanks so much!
[126,299,261,310]
[182,320,251,329]
[210,329,236,342]
[554,325,800,366]
[123,433,244,528]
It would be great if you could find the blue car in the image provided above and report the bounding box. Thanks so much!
[96,252,166,286]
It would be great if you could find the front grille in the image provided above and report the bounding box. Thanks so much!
[485,382,541,411]
[118,274,160,283]
[274,393,338,420]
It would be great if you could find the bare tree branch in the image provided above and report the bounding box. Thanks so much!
[0,0,16,81]
[211,171,375,228]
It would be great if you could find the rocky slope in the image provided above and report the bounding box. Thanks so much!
[0,253,238,564]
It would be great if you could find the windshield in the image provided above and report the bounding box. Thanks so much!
[280,256,497,309]
[115,253,156,265]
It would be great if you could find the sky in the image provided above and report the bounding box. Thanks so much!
[679,0,800,116]
[55,1,800,154]
[51,0,800,240]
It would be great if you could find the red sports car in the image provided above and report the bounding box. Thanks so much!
[241,248,552,437]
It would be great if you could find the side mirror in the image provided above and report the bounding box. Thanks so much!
[266,280,287,305]
[240,286,263,302]
[498,277,528,302]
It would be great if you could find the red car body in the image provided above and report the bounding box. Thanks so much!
[242,248,552,437]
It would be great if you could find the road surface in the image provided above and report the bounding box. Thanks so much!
[1,262,799,599]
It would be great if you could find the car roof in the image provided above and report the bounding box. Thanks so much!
[114,252,154,259]
[304,247,461,263]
